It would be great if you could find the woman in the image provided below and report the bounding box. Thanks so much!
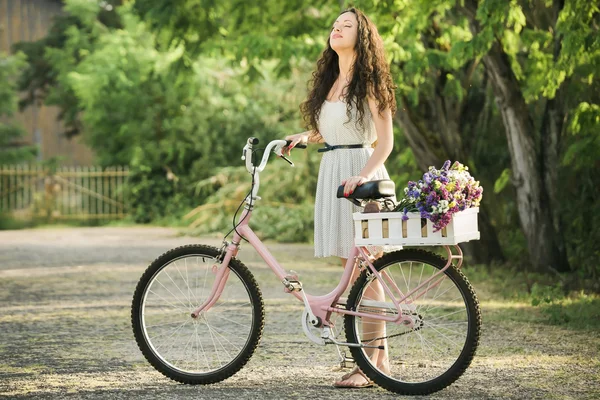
[285,7,396,389]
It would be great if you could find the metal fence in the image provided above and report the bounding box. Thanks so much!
[0,165,129,220]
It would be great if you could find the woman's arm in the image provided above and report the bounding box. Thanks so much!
[341,97,394,196]
[359,97,394,179]
[304,130,325,144]
[284,130,324,155]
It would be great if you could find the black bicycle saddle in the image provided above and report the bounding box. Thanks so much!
[336,179,396,200]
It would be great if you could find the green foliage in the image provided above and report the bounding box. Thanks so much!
[30,1,310,223]
[12,1,123,137]
[493,168,511,194]
[187,149,319,243]
[0,52,36,164]
[465,265,600,330]
[564,102,600,167]
[12,0,600,287]
[133,0,335,74]
[530,283,600,330]
[530,282,565,307]
[0,52,35,236]
[0,213,36,230]
[560,99,600,281]
[536,294,600,330]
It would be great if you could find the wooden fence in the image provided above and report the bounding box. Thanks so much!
[0,165,129,220]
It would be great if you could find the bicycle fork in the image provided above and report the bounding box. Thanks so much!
[190,241,237,319]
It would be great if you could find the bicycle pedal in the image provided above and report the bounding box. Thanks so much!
[282,276,303,292]
[340,355,355,369]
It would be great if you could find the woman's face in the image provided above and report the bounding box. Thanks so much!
[329,12,358,53]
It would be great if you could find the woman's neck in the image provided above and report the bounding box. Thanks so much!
[337,50,355,81]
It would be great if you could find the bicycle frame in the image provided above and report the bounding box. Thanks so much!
[190,205,464,328]
[190,138,464,329]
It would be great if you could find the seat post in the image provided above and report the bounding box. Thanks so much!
[344,198,362,206]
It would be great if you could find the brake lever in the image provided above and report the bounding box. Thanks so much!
[274,144,295,167]
[280,155,295,167]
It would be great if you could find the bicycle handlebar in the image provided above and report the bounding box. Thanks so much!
[242,137,306,172]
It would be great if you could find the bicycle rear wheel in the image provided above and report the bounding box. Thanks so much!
[344,249,481,395]
[131,245,264,384]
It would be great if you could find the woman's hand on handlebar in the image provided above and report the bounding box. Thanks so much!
[283,133,308,156]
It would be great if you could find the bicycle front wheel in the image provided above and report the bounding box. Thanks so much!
[131,245,264,384]
[344,249,481,395]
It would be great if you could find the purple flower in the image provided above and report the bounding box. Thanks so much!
[423,173,433,184]
[397,160,483,232]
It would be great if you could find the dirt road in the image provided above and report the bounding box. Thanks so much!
[0,227,598,399]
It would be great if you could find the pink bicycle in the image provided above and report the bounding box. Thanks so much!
[131,137,481,395]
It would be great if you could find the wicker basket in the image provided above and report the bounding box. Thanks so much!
[353,207,480,246]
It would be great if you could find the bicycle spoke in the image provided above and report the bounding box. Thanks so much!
[199,257,210,301]
[173,329,196,369]
[424,324,464,350]
[425,309,465,323]
[181,258,200,305]
[399,261,411,298]
[207,325,231,364]
[152,279,190,311]
[146,319,188,329]
[422,281,455,314]
[194,323,211,370]
[163,269,193,309]
[207,325,243,353]
[418,275,447,315]
[152,319,190,352]
[211,313,251,328]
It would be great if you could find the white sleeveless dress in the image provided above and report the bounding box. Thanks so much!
[314,100,395,258]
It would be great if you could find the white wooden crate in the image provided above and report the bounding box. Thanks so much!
[353,207,480,246]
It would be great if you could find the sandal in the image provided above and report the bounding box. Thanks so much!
[337,366,359,381]
[333,367,374,389]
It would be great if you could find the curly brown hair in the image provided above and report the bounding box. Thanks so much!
[300,7,396,140]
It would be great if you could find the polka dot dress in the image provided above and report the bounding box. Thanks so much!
[314,100,395,259]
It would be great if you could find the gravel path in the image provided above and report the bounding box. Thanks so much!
[0,227,598,399]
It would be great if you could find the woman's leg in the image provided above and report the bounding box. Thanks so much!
[361,276,390,375]
[335,254,389,387]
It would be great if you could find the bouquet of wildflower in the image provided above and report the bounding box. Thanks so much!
[393,160,483,232]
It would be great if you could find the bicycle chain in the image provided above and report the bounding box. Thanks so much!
[360,313,424,343]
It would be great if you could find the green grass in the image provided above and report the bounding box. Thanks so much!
[0,214,37,230]
[463,263,600,331]
[536,294,600,330]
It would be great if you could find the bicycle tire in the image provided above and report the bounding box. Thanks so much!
[344,249,481,395]
[131,244,265,384]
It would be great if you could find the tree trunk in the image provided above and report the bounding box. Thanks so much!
[537,0,570,272]
[394,97,441,171]
[461,0,570,272]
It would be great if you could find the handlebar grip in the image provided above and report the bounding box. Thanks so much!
[249,137,260,145]
[285,140,307,149]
